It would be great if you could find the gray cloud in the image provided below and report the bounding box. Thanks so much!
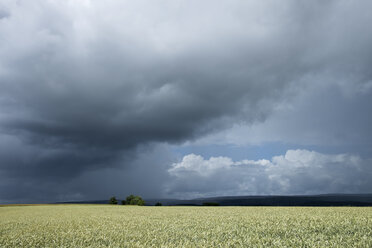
[192,78,372,152]
[167,150,372,198]
[0,141,173,203]
[0,0,372,202]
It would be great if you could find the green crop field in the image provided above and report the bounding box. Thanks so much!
[0,205,371,247]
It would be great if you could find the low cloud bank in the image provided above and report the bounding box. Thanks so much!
[167,150,372,198]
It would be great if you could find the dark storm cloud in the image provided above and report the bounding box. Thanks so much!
[0,141,172,203]
[1,0,372,202]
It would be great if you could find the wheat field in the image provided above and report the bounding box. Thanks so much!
[0,205,371,247]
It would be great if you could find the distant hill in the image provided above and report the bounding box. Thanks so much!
[56,194,372,206]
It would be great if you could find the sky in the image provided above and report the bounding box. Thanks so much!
[0,0,371,203]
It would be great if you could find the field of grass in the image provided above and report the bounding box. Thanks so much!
[0,205,371,247]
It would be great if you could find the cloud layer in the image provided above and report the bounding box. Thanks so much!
[0,0,372,202]
[167,150,372,198]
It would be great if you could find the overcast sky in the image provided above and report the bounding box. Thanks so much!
[1,0,371,203]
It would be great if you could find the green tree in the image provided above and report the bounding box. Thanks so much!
[126,195,135,204]
[109,196,118,204]
[155,202,162,206]
[125,195,145,206]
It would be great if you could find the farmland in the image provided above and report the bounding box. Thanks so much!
[0,205,371,247]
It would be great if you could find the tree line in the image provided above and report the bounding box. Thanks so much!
[109,195,163,206]
[109,195,145,206]
[109,195,219,206]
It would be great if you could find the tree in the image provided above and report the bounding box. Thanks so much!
[155,202,162,206]
[126,195,135,204]
[125,195,145,206]
[109,196,118,204]
[121,200,126,205]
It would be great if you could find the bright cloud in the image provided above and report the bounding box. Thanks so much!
[167,150,372,198]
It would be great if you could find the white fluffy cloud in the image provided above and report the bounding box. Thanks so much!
[167,150,372,198]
